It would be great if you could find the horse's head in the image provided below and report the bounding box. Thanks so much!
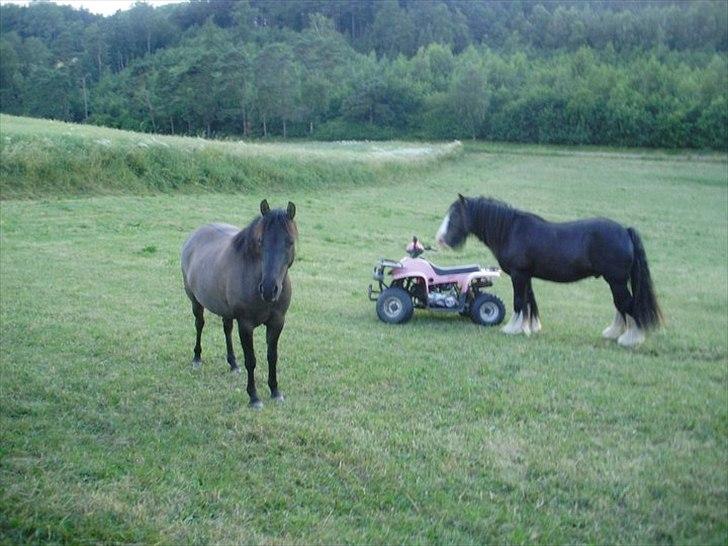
[436,194,469,249]
[257,199,297,303]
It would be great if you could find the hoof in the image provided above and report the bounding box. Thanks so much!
[501,311,526,335]
[602,327,624,340]
[272,394,285,403]
[249,400,263,410]
[230,366,241,374]
[603,311,626,340]
[501,324,525,335]
[192,359,201,370]
[617,331,645,348]
[617,315,645,347]
[530,316,542,333]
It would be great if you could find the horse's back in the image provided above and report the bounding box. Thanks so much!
[181,223,240,314]
[516,215,632,281]
[182,223,238,268]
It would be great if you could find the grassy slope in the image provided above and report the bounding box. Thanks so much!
[1,121,727,544]
[0,115,462,199]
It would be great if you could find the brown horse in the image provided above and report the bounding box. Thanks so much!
[181,200,297,408]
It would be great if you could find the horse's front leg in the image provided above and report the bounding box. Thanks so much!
[237,320,262,409]
[502,271,531,335]
[266,319,285,403]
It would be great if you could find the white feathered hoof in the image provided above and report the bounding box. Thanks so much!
[602,311,626,340]
[530,315,542,334]
[617,315,645,347]
[521,312,532,336]
[502,311,528,335]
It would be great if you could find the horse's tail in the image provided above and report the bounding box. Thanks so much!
[627,227,663,330]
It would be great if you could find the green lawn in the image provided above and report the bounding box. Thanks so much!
[1,137,727,543]
[0,114,462,199]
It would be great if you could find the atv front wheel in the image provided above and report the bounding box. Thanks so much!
[470,293,506,326]
[376,287,414,324]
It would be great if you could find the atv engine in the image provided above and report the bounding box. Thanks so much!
[427,283,459,308]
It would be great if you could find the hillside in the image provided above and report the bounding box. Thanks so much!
[1,1,726,148]
[0,115,462,199]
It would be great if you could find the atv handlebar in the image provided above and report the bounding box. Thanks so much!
[407,235,436,258]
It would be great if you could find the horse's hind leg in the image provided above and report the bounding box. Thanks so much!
[603,280,628,339]
[191,300,204,369]
[527,280,541,333]
[223,318,240,373]
[605,280,644,346]
[602,311,625,340]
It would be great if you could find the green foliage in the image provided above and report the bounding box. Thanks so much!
[255,42,300,137]
[0,1,727,148]
[314,119,402,141]
[448,48,489,139]
[368,0,415,57]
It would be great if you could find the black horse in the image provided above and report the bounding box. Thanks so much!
[181,200,297,408]
[436,195,662,347]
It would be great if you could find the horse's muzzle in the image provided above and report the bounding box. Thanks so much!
[259,281,280,303]
[435,232,454,249]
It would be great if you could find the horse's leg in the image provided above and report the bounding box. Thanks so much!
[502,271,531,335]
[223,318,239,372]
[619,314,645,347]
[618,296,645,348]
[606,280,645,347]
[602,280,627,340]
[527,280,541,333]
[266,319,285,402]
[237,320,262,409]
[191,300,204,369]
[602,308,625,339]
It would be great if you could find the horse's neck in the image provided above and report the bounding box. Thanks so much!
[471,204,513,252]
[225,236,261,277]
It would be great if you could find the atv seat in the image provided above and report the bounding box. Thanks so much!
[431,263,481,276]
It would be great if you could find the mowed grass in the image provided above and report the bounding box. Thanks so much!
[1,137,727,543]
[0,114,461,199]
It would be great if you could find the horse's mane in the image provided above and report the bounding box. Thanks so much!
[466,197,522,250]
[232,210,298,257]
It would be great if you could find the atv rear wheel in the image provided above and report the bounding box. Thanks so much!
[376,287,414,324]
[470,293,506,326]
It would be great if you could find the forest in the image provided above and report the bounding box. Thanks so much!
[0,0,726,148]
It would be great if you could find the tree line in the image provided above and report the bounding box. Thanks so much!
[1,0,726,148]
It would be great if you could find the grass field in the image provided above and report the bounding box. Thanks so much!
[1,120,727,544]
[0,115,461,199]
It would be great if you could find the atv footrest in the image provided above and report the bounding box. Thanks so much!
[367,284,380,301]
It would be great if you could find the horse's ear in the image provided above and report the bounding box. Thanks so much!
[458,193,466,204]
[287,201,296,220]
[260,199,270,216]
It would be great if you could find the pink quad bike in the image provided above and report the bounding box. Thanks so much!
[367,237,506,326]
